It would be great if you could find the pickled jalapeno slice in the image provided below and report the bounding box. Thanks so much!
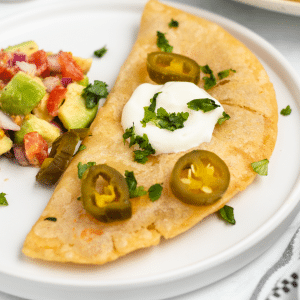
[36,131,80,185]
[147,52,200,85]
[81,164,132,223]
[170,150,230,206]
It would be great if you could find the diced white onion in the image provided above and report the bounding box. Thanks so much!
[0,111,20,131]
[15,61,37,76]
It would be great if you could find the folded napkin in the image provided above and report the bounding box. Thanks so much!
[251,226,300,300]
[170,212,300,300]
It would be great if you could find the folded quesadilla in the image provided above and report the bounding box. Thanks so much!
[22,0,278,264]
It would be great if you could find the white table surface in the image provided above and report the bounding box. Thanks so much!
[0,0,299,299]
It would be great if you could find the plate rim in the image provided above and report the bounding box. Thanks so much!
[231,0,300,16]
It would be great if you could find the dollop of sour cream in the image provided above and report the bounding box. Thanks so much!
[121,81,224,155]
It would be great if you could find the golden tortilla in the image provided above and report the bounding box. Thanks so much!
[22,0,278,264]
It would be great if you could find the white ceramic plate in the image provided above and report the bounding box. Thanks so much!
[232,0,300,16]
[1,0,300,299]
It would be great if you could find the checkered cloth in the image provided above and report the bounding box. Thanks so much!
[250,227,300,300]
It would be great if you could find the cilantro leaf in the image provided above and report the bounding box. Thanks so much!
[200,65,236,90]
[200,65,217,90]
[94,46,107,58]
[149,92,160,112]
[218,69,236,80]
[217,112,231,125]
[0,192,8,206]
[148,183,163,202]
[168,18,179,28]
[77,161,96,179]
[123,126,155,164]
[74,144,87,156]
[141,92,189,131]
[44,217,57,222]
[219,205,236,225]
[156,108,189,131]
[251,159,269,176]
[280,105,292,116]
[125,170,147,198]
[187,98,220,113]
[81,80,109,109]
[157,31,173,53]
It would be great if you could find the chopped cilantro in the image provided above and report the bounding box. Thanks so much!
[141,92,189,131]
[200,65,217,90]
[217,112,231,125]
[44,217,57,222]
[81,80,108,109]
[77,144,87,152]
[149,92,160,112]
[200,65,236,90]
[218,69,236,80]
[148,183,163,202]
[74,144,87,156]
[125,171,162,201]
[251,159,269,176]
[187,98,220,113]
[218,205,236,225]
[122,125,155,164]
[156,31,173,53]
[142,107,189,131]
[280,105,292,116]
[0,192,8,206]
[168,18,179,28]
[94,46,107,58]
[125,170,147,198]
[77,161,96,179]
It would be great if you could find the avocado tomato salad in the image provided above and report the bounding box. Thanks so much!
[0,41,108,175]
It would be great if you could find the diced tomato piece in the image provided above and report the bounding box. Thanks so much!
[58,51,84,81]
[0,65,16,82]
[0,50,10,64]
[46,85,67,117]
[24,132,48,166]
[28,50,50,78]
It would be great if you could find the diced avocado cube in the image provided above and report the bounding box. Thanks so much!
[58,83,98,130]
[14,114,60,145]
[0,72,46,116]
[4,41,38,56]
[0,131,13,155]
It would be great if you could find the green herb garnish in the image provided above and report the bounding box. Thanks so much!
[217,112,231,125]
[280,105,292,116]
[77,161,96,179]
[168,18,179,28]
[81,80,108,109]
[125,170,147,198]
[44,217,57,222]
[218,69,236,80]
[187,98,220,113]
[219,205,236,225]
[94,46,107,58]
[142,107,189,131]
[141,92,189,131]
[200,65,217,90]
[125,171,163,201]
[74,144,87,156]
[0,192,8,206]
[148,183,163,202]
[251,159,269,176]
[157,31,173,53]
[200,65,236,90]
[123,125,155,164]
